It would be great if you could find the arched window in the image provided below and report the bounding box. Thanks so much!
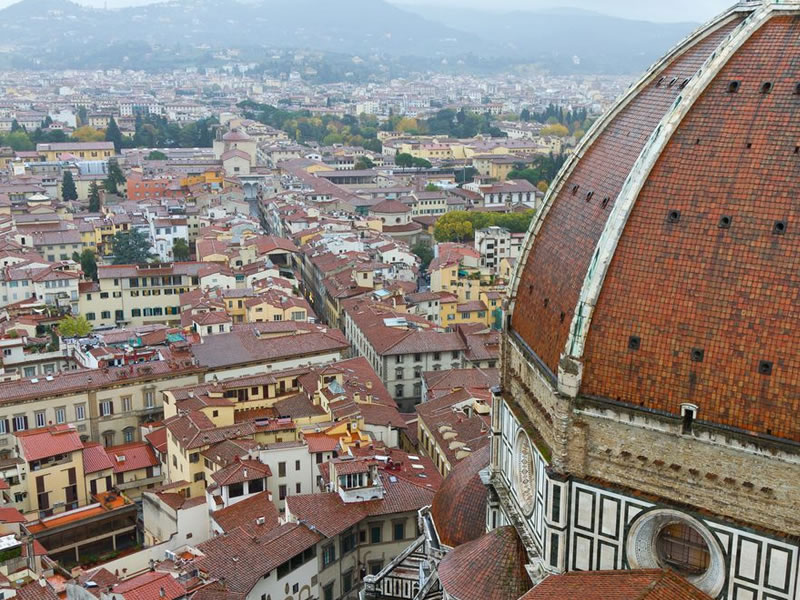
[102,430,115,447]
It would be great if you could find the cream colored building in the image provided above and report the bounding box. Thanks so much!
[81,262,208,328]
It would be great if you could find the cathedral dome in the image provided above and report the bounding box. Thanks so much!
[430,445,489,547]
[510,2,800,442]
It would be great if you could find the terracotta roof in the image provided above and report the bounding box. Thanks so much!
[0,360,196,405]
[301,433,339,454]
[15,581,60,600]
[371,199,411,214]
[190,328,347,369]
[16,425,83,462]
[210,491,280,533]
[0,507,26,523]
[200,439,259,467]
[145,428,168,454]
[430,445,490,547]
[83,443,115,474]
[438,526,532,600]
[519,570,713,600]
[287,465,436,538]
[106,442,159,473]
[193,524,322,594]
[189,583,245,600]
[111,571,186,600]
[210,459,271,486]
[165,411,256,450]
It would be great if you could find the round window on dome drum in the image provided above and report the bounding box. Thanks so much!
[655,522,711,576]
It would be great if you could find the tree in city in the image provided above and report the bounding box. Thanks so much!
[88,181,101,212]
[172,238,190,261]
[411,241,434,271]
[433,210,536,242]
[77,106,88,127]
[61,171,78,201]
[395,153,414,170]
[354,156,375,170]
[411,157,432,169]
[1,130,33,151]
[539,123,570,137]
[72,249,98,281]
[146,150,168,160]
[111,229,154,265]
[72,126,105,142]
[424,183,439,192]
[57,315,92,338]
[103,158,126,195]
[105,117,123,152]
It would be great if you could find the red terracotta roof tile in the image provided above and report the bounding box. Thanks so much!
[438,526,532,600]
[519,569,713,600]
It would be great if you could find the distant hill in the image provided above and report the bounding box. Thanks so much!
[400,5,700,73]
[0,0,699,74]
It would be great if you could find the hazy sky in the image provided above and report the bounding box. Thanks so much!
[0,0,735,23]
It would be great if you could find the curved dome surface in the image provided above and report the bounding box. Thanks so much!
[222,129,251,141]
[430,445,489,547]
[510,3,800,441]
[438,526,532,600]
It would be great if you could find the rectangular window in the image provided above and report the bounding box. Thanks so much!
[34,411,45,428]
[322,544,336,568]
[295,482,301,494]
[250,478,264,493]
[341,528,357,555]
[370,524,382,544]
[75,404,86,421]
[123,428,134,443]
[101,311,111,319]
[278,462,286,477]
[342,570,353,594]
[12,415,27,432]
[55,407,65,424]
[229,481,244,497]
[295,459,300,471]
[144,390,155,408]
[122,396,132,412]
[323,583,334,600]
[551,486,561,522]
[279,484,287,500]
[99,400,113,417]
[393,521,406,541]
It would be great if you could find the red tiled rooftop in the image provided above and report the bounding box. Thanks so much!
[519,569,713,600]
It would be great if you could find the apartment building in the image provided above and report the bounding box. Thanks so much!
[473,225,522,271]
[36,142,115,162]
[342,300,467,411]
[81,262,208,328]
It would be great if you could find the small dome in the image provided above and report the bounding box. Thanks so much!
[430,444,489,547]
[439,526,532,600]
[222,129,251,142]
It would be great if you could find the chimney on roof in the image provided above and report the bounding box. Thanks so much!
[159,587,165,598]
